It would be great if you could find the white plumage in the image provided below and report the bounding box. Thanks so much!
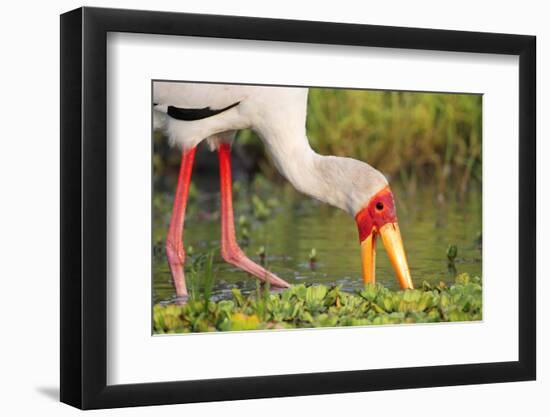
[153,82,387,216]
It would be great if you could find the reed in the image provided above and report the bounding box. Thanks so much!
[185,250,216,310]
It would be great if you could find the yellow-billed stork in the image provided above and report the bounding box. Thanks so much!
[153,82,413,301]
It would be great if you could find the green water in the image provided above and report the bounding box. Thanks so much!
[152,181,482,304]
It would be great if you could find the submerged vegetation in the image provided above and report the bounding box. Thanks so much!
[153,273,482,333]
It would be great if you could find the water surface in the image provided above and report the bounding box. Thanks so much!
[153,180,482,304]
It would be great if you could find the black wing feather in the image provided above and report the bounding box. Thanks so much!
[166,101,240,121]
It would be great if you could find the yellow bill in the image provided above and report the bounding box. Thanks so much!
[360,222,413,289]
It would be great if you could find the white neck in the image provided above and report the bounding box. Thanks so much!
[254,124,386,216]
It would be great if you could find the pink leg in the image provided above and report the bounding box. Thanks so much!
[218,143,290,288]
[166,147,196,301]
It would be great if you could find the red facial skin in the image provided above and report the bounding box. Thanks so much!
[355,186,398,242]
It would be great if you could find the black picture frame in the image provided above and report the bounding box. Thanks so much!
[60,6,536,410]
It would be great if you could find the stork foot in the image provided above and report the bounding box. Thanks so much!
[221,245,290,288]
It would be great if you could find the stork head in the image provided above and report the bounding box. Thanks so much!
[354,183,413,289]
[306,155,414,288]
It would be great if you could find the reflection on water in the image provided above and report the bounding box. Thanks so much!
[153,181,481,304]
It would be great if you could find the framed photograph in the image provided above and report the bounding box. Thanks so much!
[60,6,536,409]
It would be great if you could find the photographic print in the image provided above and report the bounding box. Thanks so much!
[60,9,535,407]
[152,81,482,334]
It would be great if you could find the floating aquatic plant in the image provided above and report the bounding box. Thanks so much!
[238,215,249,228]
[251,195,271,221]
[309,248,317,269]
[240,227,250,245]
[256,246,266,265]
[447,244,458,273]
[153,273,482,333]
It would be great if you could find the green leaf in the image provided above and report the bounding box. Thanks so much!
[231,288,245,307]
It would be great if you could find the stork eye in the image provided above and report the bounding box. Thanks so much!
[376,202,384,211]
